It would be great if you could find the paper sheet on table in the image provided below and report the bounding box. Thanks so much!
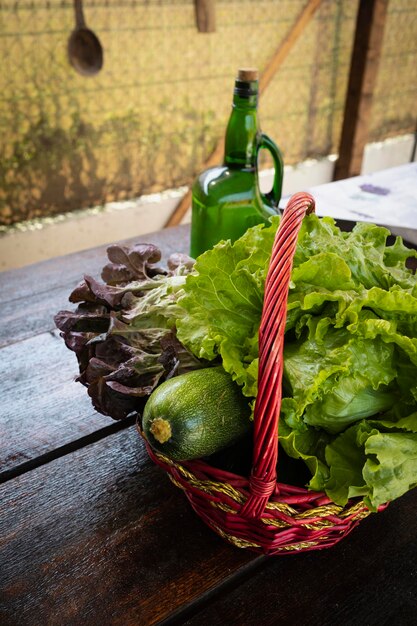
[281,163,417,243]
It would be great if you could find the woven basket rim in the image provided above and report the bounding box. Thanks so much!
[138,425,377,554]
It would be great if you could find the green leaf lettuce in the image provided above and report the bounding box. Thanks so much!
[177,215,417,509]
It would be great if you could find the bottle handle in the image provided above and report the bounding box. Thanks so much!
[257,133,284,208]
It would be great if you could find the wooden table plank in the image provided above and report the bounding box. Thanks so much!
[0,225,189,348]
[0,330,107,474]
[0,283,84,348]
[0,426,260,626]
[183,489,417,626]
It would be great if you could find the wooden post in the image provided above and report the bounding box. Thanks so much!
[165,0,323,228]
[194,0,216,33]
[333,0,389,180]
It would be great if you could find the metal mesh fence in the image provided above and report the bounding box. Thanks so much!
[0,0,416,226]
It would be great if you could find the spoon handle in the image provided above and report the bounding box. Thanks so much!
[74,0,86,29]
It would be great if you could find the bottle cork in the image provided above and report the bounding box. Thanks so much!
[237,68,259,81]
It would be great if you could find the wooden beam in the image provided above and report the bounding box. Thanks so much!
[194,0,216,33]
[258,0,323,95]
[165,0,323,228]
[333,0,389,180]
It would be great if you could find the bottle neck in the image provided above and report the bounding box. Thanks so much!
[224,81,260,168]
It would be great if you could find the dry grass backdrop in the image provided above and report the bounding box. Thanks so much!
[0,0,416,226]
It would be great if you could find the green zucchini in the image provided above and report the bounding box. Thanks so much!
[142,366,251,461]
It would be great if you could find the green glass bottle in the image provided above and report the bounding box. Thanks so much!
[190,68,283,258]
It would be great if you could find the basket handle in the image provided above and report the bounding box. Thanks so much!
[240,192,315,519]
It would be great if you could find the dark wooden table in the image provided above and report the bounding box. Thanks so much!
[1,224,416,626]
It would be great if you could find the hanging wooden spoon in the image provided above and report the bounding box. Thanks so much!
[68,0,103,76]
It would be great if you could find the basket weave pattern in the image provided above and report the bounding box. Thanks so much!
[141,192,375,555]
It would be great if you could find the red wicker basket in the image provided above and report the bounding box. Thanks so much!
[139,192,382,555]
